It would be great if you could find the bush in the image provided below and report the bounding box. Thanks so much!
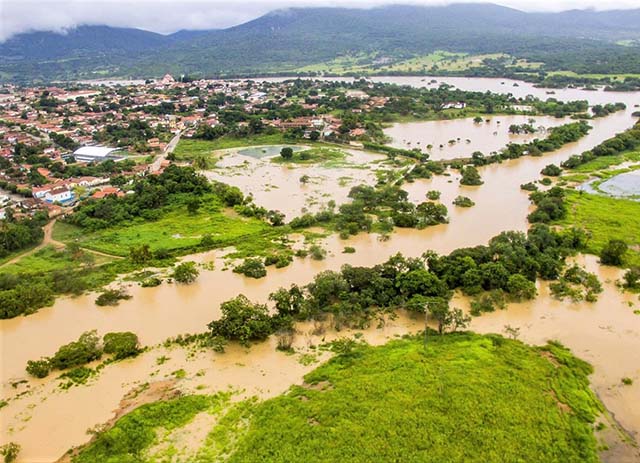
[95,288,131,306]
[309,244,327,260]
[233,258,267,279]
[600,239,628,266]
[460,166,483,185]
[280,147,294,160]
[426,190,441,200]
[49,330,102,370]
[26,359,51,378]
[622,267,640,290]
[520,182,538,191]
[342,246,356,254]
[173,261,199,284]
[541,164,562,176]
[452,196,475,207]
[103,332,141,360]
[507,274,537,301]
[0,442,20,463]
[141,277,162,287]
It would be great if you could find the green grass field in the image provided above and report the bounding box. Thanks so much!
[173,134,290,160]
[271,147,348,166]
[560,190,640,267]
[74,333,603,462]
[53,194,284,258]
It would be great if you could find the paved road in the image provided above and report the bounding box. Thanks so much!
[150,130,181,173]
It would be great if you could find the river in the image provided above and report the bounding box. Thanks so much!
[2,77,640,462]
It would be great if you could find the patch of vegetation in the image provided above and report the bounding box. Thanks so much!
[26,330,141,378]
[233,258,267,279]
[555,191,640,267]
[549,265,603,302]
[173,261,200,284]
[273,147,347,165]
[224,334,602,463]
[452,196,475,207]
[72,394,231,463]
[95,288,131,306]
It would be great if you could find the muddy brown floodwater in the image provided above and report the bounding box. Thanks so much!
[384,114,569,160]
[2,77,640,462]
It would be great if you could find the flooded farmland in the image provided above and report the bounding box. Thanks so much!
[2,76,640,462]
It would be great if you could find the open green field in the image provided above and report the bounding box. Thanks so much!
[296,51,513,75]
[173,133,291,160]
[271,147,349,166]
[559,190,640,267]
[568,151,640,175]
[53,194,284,258]
[0,245,113,275]
[74,333,603,462]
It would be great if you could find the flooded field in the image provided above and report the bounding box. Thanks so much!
[598,170,640,198]
[204,147,389,218]
[3,77,640,462]
[384,115,569,160]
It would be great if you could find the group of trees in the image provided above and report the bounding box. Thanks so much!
[208,224,585,344]
[66,165,212,230]
[26,330,140,378]
[0,211,47,258]
[500,121,591,160]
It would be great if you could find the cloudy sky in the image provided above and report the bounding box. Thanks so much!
[2,0,640,41]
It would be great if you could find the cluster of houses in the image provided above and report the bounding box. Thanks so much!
[0,75,408,218]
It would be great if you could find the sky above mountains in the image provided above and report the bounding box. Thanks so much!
[3,0,640,41]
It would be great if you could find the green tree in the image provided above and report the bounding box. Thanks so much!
[208,295,274,345]
[186,197,201,215]
[460,166,483,186]
[173,261,199,284]
[600,239,628,266]
[103,332,140,360]
[280,147,294,160]
[506,274,537,301]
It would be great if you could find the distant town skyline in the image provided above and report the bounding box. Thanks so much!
[2,0,640,42]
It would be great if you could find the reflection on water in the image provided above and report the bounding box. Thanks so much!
[3,76,640,462]
[237,145,304,159]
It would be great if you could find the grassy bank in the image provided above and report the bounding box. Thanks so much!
[74,334,604,463]
[559,190,640,267]
[53,194,285,258]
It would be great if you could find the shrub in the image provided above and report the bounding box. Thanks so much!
[26,359,51,378]
[309,244,327,260]
[280,147,294,160]
[600,239,628,266]
[541,164,562,176]
[342,246,356,254]
[141,277,162,287]
[233,258,267,279]
[506,274,537,301]
[95,288,131,306]
[460,166,483,185]
[622,267,640,290]
[426,190,441,200]
[103,332,141,360]
[520,182,538,191]
[173,261,199,284]
[49,330,102,371]
[452,196,475,207]
[622,377,634,386]
[1,442,20,463]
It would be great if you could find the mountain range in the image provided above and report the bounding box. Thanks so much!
[2,3,640,83]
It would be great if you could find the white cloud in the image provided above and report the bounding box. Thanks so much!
[2,0,640,41]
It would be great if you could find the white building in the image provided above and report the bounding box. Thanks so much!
[72,146,123,163]
[45,187,74,203]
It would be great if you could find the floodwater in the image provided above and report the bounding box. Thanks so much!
[598,170,640,198]
[384,115,569,160]
[3,77,640,462]
[204,147,388,218]
[237,145,304,159]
